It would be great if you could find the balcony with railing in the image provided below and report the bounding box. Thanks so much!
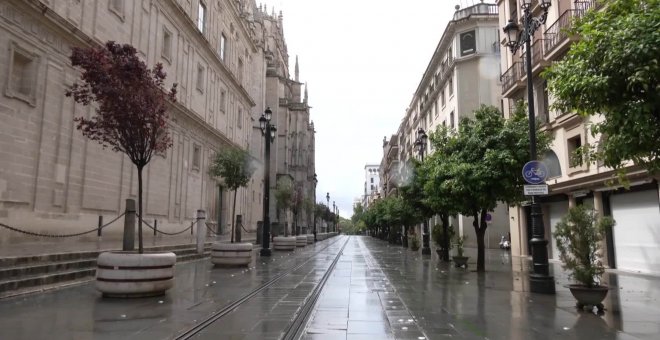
[521,39,548,76]
[453,3,498,21]
[543,0,602,59]
[501,62,524,95]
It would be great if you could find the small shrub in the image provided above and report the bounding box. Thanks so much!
[410,236,420,251]
[553,205,615,287]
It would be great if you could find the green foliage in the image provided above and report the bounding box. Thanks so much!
[209,147,255,242]
[544,0,660,174]
[553,205,615,288]
[423,104,550,271]
[432,224,454,249]
[209,148,254,191]
[410,235,420,251]
[274,177,293,212]
[454,234,467,257]
[351,203,365,224]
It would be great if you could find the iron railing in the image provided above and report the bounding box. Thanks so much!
[501,62,524,94]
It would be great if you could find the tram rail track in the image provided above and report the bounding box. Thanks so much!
[173,235,349,340]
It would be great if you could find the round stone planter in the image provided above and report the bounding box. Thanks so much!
[273,236,296,251]
[568,284,609,312]
[211,242,253,267]
[96,251,176,298]
[452,256,469,268]
[306,234,314,244]
[295,236,307,247]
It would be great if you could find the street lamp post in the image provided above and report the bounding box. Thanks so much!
[503,0,555,294]
[259,107,277,257]
[326,192,330,233]
[414,128,431,255]
[312,174,318,242]
[333,201,337,233]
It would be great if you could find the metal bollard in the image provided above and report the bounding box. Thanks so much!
[196,210,206,255]
[154,219,157,236]
[98,216,103,237]
[123,199,136,251]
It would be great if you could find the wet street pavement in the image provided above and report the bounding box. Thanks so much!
[0,235,658,339]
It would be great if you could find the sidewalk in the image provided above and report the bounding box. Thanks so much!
[351,237,660,340]
[0,235,346,340]
[0,231,258,257]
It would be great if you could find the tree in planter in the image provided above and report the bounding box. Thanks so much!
[544,0,660,175]
[553,205,615,311]
[315,202,328,233]
[554,206,615,288]
[303,197,314,234]
[424,105,550,272]
[290,184,304,235]
[67,41,177,253]
[209,148,255,243]
[274,177,293,236]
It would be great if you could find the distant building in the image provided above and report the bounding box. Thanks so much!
[498,0,660,274]
[362,164,380,209]
[381,2,507,248]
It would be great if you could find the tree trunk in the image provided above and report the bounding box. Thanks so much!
[231,189,237,243]
[473,209,488,272]
[294,212,298,235]
[137,165,144,254]
[441,214,450,262]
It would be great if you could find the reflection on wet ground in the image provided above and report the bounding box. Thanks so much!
[0,236,657,340]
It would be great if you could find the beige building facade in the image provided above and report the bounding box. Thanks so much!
[0,0,315,242]
[498,0,660,274]
[381,2,508,249]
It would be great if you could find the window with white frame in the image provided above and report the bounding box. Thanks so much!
[448,74,454,96]
[219,33,227,61]
[197,1,206,33]
[6,42,39,105]
[161,27,172,62]
[192,144,201,170]
[450,111,455,129]
[237,58,244,83]
[196,64,205,92]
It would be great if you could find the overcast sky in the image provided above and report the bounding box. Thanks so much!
[259,0,487,218]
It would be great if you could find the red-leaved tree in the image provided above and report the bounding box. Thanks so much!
[66,41,177,253]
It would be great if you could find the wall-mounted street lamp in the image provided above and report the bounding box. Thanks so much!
[259,107,277,257]
[414,128,431,255]
[502,0,555,294]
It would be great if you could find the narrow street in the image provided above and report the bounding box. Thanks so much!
[0,236,657,339]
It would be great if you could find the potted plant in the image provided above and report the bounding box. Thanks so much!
[453,234,468,268]
[553,205,615,312]
[67,42,178,297]
[432,224,454,258]
[208,148,256,267]
[410,234,420,251]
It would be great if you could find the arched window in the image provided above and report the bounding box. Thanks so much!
[542,150,562,179]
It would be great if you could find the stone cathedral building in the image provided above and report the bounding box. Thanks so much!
[0,0,316,242]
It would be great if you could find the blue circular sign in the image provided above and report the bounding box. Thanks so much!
[522,161,548,184]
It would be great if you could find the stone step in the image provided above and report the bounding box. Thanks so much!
[0,258,97,281]
[0,244,212,299]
